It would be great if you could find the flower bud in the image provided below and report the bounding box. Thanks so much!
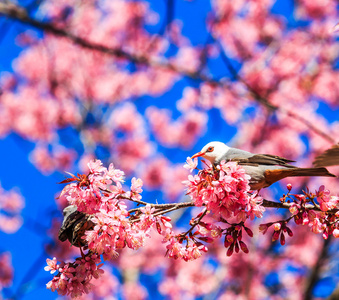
[244,226,253,237]
[280,233,285,245]
[226,245,234,257]
[226,235,234,243]
[234,242,240,253]
[272,231,280,242]
[224,236,232,247]
[237,230,242,241]
[287,183,292,191]
[239,241,249,253]
[198,236,214,243]
[285,226,293,237]
[259,224,269,234]
[294,213,303,225]
[156,222,162,234]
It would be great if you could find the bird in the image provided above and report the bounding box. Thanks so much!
[313,143,339,167]
[58,205,94,247]
[191,141,336,190]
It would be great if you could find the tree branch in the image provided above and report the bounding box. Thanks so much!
[0,2,218,82]
[303,237,332,300]
[0,2,336,144]
[214,37,336,144]
[117,193,333,215]
[262,199,325,212]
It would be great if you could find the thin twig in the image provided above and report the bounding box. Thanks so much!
[181,209,208,237]
[130,205,183,223]
[262,199,332,213]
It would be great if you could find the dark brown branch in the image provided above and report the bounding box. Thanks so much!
[100,188,196,211]
[94,187,339,217]
[262,199,327,212]
[327,284,339,300]
[180,209,208,237]
[102,185,336,214]
[303,237,332,300]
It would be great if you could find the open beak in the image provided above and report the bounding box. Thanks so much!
[191,151,205,159]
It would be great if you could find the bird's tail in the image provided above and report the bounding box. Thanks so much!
[288,167,336,178]
[264,167,336,187]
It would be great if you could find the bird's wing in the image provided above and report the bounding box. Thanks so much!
[313,144,339,167]
[223,148,295,167]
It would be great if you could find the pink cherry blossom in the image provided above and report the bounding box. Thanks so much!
[316,185,338,211]
[0,185,24,234]
[46,254,104,297]
[44,257,59,274]
[333,229,339,238]
[183,157,198,172]
[183,161,263,221]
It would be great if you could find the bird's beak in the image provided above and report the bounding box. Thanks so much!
[191,151,205,159]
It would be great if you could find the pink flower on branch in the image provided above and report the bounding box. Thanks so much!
[316,185,338,211]
[275,185,339,240]
[49,159,339,298]
[183,160,264,221]
[45,254,104,297]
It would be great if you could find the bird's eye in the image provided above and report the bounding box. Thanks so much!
[207,146,214,152]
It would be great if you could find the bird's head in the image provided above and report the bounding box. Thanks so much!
[191,141,230,164]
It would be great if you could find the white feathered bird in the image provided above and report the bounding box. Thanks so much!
[192,141,336,190]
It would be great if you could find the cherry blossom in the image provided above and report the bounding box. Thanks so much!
[0,185,24,234]
[183,157,198,172]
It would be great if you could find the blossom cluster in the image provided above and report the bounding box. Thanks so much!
[47,159,200,297]
[160,158,265,259]
[46,157,268,297]
[259,221,294,246]
[46,160,160,296]
[288,185,339,239]
[46,158,339,298]
[259,184,339,243]
[162,211,210,261]
[45,254,104,298]
[58,160,163,253]
[183,158,265,221]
